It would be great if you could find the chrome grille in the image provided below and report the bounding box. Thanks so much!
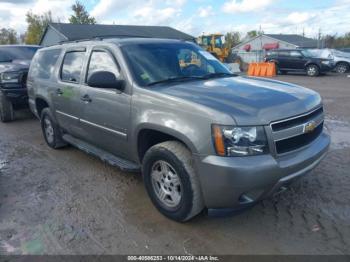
[270,107,324,154]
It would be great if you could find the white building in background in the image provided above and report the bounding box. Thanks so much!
[233,34,319,64]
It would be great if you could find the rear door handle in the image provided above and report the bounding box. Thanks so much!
[56,88,63,95]
[81,94,92,103]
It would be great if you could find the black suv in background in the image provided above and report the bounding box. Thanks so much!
[0,45,40,122]
[264,49,334,76]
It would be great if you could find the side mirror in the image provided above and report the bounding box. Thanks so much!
[87,71,124,90]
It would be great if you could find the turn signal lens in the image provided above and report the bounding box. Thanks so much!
[212,125,226,156]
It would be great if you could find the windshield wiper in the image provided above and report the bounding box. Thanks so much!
[147,76,204,86]
[202,72,237,79]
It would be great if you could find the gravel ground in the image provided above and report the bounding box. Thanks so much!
[0,73,349,255]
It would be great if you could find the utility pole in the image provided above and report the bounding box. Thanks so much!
[318,28,322,48]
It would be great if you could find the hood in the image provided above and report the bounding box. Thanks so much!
[0,60,30,73]
[156,76,322,125]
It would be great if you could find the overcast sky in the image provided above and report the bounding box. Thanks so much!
[0,0,349,38]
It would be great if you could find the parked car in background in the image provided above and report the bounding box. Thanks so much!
[337,48,350,53]
[28,38,329,221]
[0,45,41,122]
[264,49,334,76]
[308,49,350,74]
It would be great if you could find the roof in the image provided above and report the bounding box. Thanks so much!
[41,38,194,50]
[0,45,40,48]
[233,33,319,50]
[40,23,195,45]
[264,34,318,48]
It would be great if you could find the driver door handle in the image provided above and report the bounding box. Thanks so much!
[81,94,92,103]
[56,88,63,95]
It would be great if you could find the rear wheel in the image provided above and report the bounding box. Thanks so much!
[0,92,14,123]
[142,141,204,222]
[279,70,287,75]
[306,64,320,76]
[40,108,67,149]
[335,62,349,74]
[224,53,235,63]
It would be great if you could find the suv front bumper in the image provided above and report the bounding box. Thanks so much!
[194,132,330,209]
[0,87,28,106]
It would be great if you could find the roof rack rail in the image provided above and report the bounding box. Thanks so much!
[58,35,163,45]
[58,38,97,44]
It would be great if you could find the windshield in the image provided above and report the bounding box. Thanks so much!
[214,36,223,48]
[301,49,316,58]
[121,42,232,86]
[0,46,40,62]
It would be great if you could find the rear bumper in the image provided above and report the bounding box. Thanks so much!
[194,132,330,209]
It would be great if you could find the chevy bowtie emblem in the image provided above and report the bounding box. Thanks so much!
[304,121,317,133]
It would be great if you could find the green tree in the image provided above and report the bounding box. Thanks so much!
[0,28,18,44]
[25,11,53,44]
[321,32,350,48]
[69,1,96,24]
[245,29,264,40]
[225,31,241,49]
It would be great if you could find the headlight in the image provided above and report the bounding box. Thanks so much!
[212,125,269,156]
[0,72,21,83]
[321,60,330,65]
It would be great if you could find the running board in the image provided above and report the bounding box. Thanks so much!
[62,134,140,173]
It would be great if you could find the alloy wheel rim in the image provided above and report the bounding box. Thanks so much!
[44,117,54,143]
[308,66,316,75]
[151,160,182,208]
[337,65,347,73]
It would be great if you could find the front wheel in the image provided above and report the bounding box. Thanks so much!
[0,92,14,122]
[142,141,204,222]
[306,64,320,76]
[335,62,349,74]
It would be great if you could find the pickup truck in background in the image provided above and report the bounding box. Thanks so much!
[0,45,40,122]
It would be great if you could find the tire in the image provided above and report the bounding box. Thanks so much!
[142,141,204,222]
[0,91,14,123]
[306,64,319,77]
[235,57,245,72]
[40,108,67,149]
[224,53,235,63]
[274,63,286,75]
[278,69,287,75]
[335,62,349,74]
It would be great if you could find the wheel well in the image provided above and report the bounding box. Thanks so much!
[306,63,319,69]
[137,129,188,162]
[336,61,350,66]
[35,98,49,118]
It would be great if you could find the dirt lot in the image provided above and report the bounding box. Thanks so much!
[0,73,349,255]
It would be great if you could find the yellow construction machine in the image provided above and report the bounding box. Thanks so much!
[197,34,234,62]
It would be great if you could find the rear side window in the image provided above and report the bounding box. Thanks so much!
[61,51,85,83]
[30,49,61,80]
[266,51,277,56]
